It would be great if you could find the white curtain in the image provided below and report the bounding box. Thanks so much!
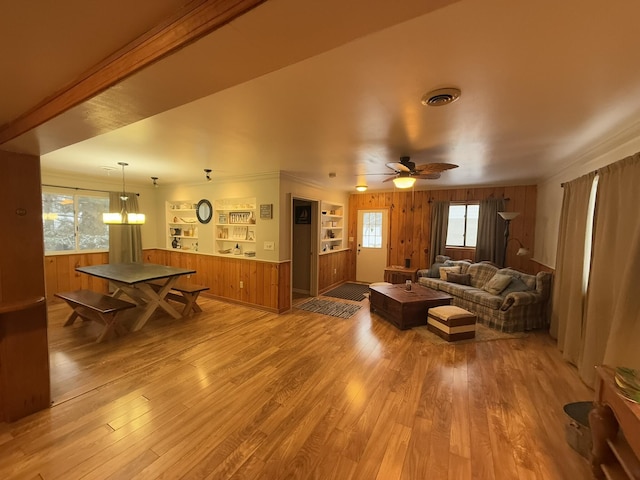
[552,152,640,386]
[549,173,596,368]
[108,191,143,264]
[581,153,640,385]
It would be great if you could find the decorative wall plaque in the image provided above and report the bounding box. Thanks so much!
[260,204,273,219]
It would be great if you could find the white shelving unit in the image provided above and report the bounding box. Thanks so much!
[215,197,257,257]
[167,201,199,251]
[320,202,344,253]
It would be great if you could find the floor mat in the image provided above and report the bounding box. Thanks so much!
[323,282,370,302]
[296,298,361,319]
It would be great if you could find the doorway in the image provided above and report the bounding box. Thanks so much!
[356,209,389,283]
[292,198,319,300]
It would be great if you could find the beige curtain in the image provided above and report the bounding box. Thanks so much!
[429,201,449,264]
[581,153,640,385]
[549,172,596,368]
[108,191,143,264]
[475,198,505,264]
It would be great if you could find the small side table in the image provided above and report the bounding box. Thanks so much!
[383,266,418,284]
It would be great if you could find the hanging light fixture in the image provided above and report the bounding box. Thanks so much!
[151,176,159,188]
[392,173,416,189]
[103,162,145,225]
[204,169,212,181]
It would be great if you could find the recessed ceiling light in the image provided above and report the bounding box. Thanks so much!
[421,87,461,107]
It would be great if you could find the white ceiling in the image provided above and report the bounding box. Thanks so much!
[4,0,640,192]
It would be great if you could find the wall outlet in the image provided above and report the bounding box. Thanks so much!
[264,241,274,251]
[240,281,244,289]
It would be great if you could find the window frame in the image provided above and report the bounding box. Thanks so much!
[445,201,480,248]
[42,188,110,255]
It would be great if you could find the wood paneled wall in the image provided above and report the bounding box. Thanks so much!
[318,249,351,293]
[348,185,537,276]
[145,250,291,313]
[44,250,290,313]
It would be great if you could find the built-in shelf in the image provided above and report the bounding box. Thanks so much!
[215,197,257,256]
[320,201,344,252]
[166,201,199,251]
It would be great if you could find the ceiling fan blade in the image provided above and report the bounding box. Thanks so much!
[382,176,398,183]
[414,162,459,173]
[414,173,441,180]
[385,162,411,173]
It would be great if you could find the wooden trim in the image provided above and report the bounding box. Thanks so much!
[0,0,267,144]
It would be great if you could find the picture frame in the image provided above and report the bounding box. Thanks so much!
[295,205,311,224]
[260,203,273,219]
[218,213,227,224]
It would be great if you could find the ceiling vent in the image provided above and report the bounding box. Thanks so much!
[421,87,461,107]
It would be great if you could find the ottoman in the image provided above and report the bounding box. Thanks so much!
[427,305,476,341]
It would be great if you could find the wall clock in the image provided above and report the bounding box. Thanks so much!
[196,199,212,224]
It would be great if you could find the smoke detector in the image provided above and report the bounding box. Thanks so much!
[421,87,461,107]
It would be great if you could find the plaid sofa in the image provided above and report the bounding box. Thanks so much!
[418,261,551,332]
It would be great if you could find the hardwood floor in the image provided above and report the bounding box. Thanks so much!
[0,295,593,479]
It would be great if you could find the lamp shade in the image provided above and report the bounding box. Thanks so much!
[498,211,520,221]
[392,176,416,189]
[103,212,145,225]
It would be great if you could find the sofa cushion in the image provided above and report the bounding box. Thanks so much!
[500,276,530,296]
[447,272,471,285]
[498,268,537,290]
[425,260,453,278]
[439,265,461,280]
[439,282,476,297]
[418,277,444,290]
[467,263,498,288]
[483,273,513,295]
[461,289,504,309]
[449,260,472,274]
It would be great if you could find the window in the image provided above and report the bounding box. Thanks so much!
[446,203,479,247]
[362,212,383,248]
[42,191,110,253]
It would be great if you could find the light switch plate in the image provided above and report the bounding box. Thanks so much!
[264,241,274,251]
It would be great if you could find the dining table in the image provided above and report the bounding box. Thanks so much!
[75,263,196,331]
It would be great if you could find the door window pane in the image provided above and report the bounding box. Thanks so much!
[362,212,383,248]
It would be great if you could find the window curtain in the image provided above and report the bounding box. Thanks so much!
[108,191,143,264]
[580,153,640,385]
[549,172,596,371]
[474,198,505,263]
[429,201,449,265]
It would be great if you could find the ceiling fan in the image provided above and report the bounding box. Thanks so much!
[379,156,458,188]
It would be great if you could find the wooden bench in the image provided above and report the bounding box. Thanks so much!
[55,290,136,343]
[147,280,209,315]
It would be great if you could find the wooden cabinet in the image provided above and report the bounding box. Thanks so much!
[215,197,256,257]
[590,366,640,479]
[167,201,199,251]
[320,202,344,253]
[384,266,418,284]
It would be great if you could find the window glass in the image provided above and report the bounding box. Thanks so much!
[362,212,383,248]
[78,196,109,250]
[42,192,109,253]
[446,203,479,247]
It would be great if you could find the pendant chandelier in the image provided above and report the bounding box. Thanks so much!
[103,162,145,225]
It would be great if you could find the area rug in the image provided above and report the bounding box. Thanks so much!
[296,298,361,319]
[323,282,370,302]
[414,322,527,345]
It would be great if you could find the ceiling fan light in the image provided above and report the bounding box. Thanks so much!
[355,185,368,192]
[393,176,416,189]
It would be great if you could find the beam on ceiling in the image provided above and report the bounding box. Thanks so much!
[0,0,267,146]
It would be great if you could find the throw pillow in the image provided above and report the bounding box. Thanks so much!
[447,272,471,285]
[439,265,461,281]
[482,273,513,295]
[500,276,530,296]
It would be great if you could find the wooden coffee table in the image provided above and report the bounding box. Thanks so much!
[369,283,453,330]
